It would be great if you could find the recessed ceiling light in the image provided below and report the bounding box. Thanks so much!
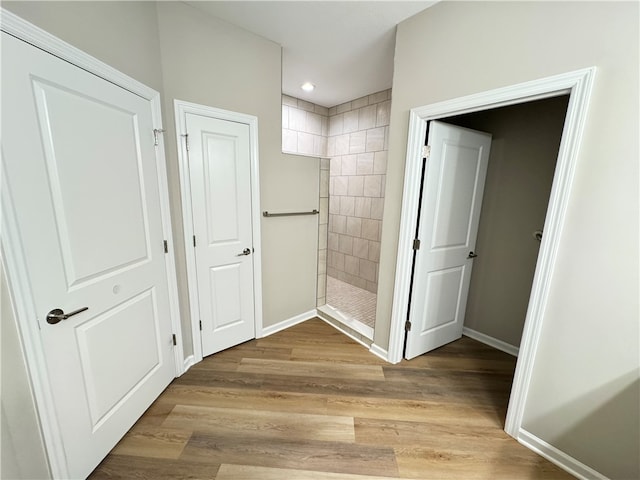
[301,82,315,92]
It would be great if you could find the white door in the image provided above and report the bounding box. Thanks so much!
[405,121,491,359]
[185,113,256,357]
[1,33,175,478]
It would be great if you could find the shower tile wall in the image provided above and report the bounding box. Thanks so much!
[280,94,330,307]
[282,95,328,157]
[327,90,390,293]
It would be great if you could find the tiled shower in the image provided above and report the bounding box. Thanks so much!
[282,90,390,341]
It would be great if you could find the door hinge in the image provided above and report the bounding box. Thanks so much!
[153,128,166,146]
[172,334,177,346]
[199,320,202,331]
[412,238,421,250]
[422,145,431,159]
[193,235,196,247]
[163,240,168,253]
[181,133,189,151]
[405,320,412,331]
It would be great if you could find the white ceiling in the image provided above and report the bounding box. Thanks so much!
[186,1,436,107]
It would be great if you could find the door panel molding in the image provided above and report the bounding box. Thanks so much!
[174,99,263,365]
[388,68,596,440]
[0,9,182,478]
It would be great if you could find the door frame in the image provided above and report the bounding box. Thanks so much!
[174,100,263,366]
[388,68,596,438]
[0,9,183,478]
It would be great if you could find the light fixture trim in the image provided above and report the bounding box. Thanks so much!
[301,82,315,92]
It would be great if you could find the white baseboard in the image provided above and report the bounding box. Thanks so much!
[369,343,389,362]
[518,429,608,480]
[462,327,519,357]
[182,354,195,375]
[260,309,317,338]
[318,315,372,349]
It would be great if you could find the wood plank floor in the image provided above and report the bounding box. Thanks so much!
[89,319,574,479]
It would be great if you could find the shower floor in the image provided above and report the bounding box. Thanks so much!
[326,276,376,330]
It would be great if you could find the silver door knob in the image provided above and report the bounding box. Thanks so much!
[46,307,89,325]
[236,248,251,256]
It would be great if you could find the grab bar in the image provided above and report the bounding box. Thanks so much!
[263,209,319,217]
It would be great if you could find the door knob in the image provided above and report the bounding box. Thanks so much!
[236,248,252,256]
[467,251,478,259]
[46,307,89,325]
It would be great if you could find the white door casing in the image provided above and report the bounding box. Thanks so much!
[1,21,181,479]
[387,69,595,447]
[405,122,491,359]
[174,101,263,364]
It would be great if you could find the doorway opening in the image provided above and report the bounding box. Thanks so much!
[387,68,596,440]
[436,95,570,357]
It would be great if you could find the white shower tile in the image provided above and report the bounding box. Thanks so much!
[353,237,369,259]
[339,234,353,255]
[364,175,382,197]
[297,132,314,155]
[336,134,350,155]
[317,273,326,297]
[289,107,306,132]
[282,105,289,129]
[356,153,374,175]
[376,100,391,127]
[339,196,355,216]
[373,151,387,174]
[306,112,323,135]
[358,105,376,130]
[352,96,369,109]
[334,176,348,195]
[341,154,357,175]
[320,169,329,198]
[313,135,326,157]
[298,99,315,112]
[330,156,341,176]
[282,129,297,153]
[365,127,385,152]
[329,195,340,214]
[318,249,327,274]
[315,104,329,116]
[370,197,384,220]
[369,90,390,104]
[349,131,366,154]
[327,137,336,157]
[344,110,359,133]
[318,224,328,249]
[329,113,344,136]
[354,197,372,218]
[346,217,362,237]
[282,94,298,107]
[361,218,380,241]
[348,176,364,196]
[336,101,352,114]
[319,197,329,224]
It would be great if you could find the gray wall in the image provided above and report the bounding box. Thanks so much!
[378,2,639,478]
[447,96,569,348]
[155,2,318,345]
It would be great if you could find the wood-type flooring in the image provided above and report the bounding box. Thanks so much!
[89,318,573,479]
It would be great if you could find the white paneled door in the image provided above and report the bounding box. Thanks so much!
[1,33,175,478]
[405,121,491,359]
[185,113,256,357]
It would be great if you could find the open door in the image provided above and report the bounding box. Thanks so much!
[405,121,491,359]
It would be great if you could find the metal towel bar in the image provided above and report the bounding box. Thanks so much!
[263,209,319,217]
